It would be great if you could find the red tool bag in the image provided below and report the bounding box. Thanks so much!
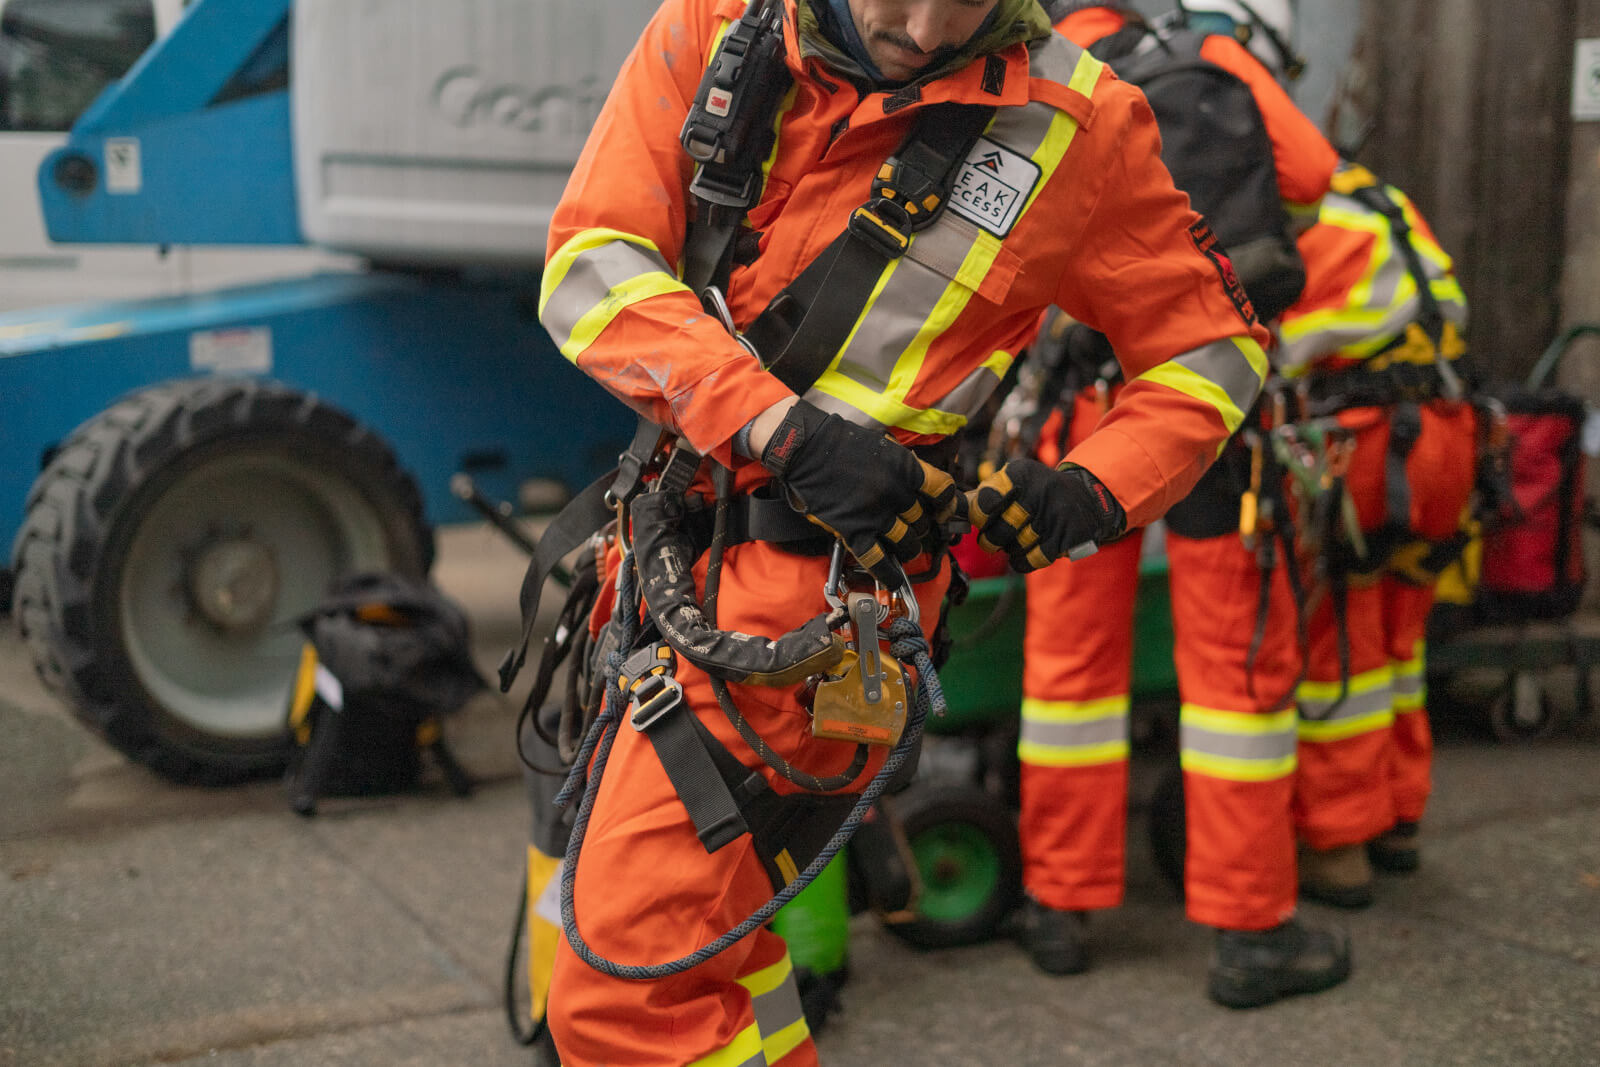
[1477,389,1589,622]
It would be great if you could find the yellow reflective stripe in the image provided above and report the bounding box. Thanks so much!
[1019,738,1130,767]
[526,847,562,1022]
[1181,749,1296,781]
[738,953,809,1064]
[1298,665,1393,704]
[540,227,676,317]
[1022,694,1129,723]
[738,955,792,999]
[560,271,691,362]
[1133,339,1265,437]
[1298,708,1393,742]
[762,1018,808,1064]
[687,1022,765,1067]
[1184,705,1298,736]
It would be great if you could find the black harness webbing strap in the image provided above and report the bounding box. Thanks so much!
[1349,183,1446,344]
[498,470,618,693]
[1385,401,1423,534]
[742,101,997,394]
[638,695,758,853]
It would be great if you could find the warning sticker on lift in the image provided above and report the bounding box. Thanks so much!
[948,138,1039,238]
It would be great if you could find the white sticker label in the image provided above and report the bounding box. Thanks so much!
[948,138,1039,238]
[1574,39,1600,120]
[105,138,142,194]
[706,87,733,117]
[534,858,566,925]
[190,326,273,375]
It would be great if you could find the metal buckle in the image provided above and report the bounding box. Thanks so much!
[629,672,684,732]
[848,204,911,258]
[823,541,920,629]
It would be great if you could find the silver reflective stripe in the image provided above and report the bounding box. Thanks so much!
[1167,337,1266,419]
[1180,706,1298,782]
[1182,721,1299,763]
[1392,654,1426,711]
[1299,678,1393,724]
[750,969,805,1056]
[1027,31,1085,84]
[541,238,677,353]
[804,96,1063,430]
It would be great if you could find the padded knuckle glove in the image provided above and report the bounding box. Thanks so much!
[965,459,1125,573]
[762,400,953,585]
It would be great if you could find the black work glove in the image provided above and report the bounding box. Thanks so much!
[965,459,1125,573]
[761,400,959,586]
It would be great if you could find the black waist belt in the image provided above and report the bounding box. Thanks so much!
[677,490,836,558]
[1306,358,1460,416]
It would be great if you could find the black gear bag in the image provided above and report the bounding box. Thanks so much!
[284,572,483,815]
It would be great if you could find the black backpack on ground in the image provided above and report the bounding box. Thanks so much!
[284,572,483,815]
[1090,19,1306,322]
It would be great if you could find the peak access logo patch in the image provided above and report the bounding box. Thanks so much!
[948,138,1039,238]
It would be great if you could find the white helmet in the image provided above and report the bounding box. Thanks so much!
[1180,0,1304,81]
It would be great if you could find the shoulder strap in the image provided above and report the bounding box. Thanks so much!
[743,100,997,393]
[681,0,792,297]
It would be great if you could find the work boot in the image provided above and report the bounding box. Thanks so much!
[1207,917,1352,1009]
[1298,843,1374,909]
[1019,898,1090,976]
[1367,820,1422,873]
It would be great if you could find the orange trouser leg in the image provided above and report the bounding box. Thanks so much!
[1383,578,1434,822]
[549,540,948,1066]
[1018,529,1144,910]
[1167,531,1303,931]
[1295,409,1398,849]
[1381,399,1477,823]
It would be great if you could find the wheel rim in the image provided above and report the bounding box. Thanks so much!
[911,822,1002,923]
[118,448,400,740]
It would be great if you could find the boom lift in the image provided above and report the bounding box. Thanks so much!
[1,0,656,781]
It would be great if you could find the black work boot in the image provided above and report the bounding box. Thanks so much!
[1207,917,1352,1009]
[1019,898,1090,976]
[1367,820,1422,873]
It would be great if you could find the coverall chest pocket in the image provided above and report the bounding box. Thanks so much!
[903,212,1022,307]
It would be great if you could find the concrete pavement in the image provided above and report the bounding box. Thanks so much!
[3,522,1598,1066]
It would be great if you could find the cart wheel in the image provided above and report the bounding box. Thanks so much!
[1147,757,1186,899]
[884,782,1022,949]
[11,379,432,783]
[1488,672,1561,743]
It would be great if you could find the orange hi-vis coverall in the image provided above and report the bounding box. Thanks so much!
[537,0,1270,1060]
[1018,6,1337,932]
[1277,162,1475,848]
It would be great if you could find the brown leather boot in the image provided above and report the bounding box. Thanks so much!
[1367,820,1421,873]
[1298,843,1374,909]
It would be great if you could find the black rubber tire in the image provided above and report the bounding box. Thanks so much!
[1488,672,1562,743]
[1148,756,1187,900]
[884,782,1022,950]
[10,379,432,784]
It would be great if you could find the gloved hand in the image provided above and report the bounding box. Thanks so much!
[965,459,1125,573]
[761,400,959,586]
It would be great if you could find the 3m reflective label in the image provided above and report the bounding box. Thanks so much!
[190,326,273,375]
[948,138,1039,238]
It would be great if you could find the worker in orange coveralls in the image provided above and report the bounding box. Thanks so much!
[1015,0,1349,1009]
[1279,160,1477,907]
[533,0,1273,1059]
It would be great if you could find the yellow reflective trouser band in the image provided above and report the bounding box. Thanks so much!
[1392,645,1426,712]
[525,846,562,1024]
[738,951,810,1065]
[289,644,318,743]
[1180,705,1297,782]
[687,1022,767,1067]
[1019,695,1131,767]
[1297,666,1396,742]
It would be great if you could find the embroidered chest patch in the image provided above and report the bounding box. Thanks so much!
[947,137,1040,238]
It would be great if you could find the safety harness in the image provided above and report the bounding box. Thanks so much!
[503,0,996,979]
